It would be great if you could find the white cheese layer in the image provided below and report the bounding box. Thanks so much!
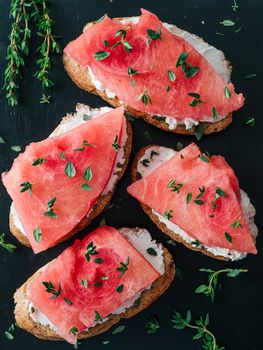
[137,146,258,261]
[88,17,230,129]
[11,104,128,236]
[28,228,164,332]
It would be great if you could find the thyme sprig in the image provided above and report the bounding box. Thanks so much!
[195,268,248,302]
[34,0,61,88]
[146,316,160,334]
[0,233,17,252]
[171,310,224,350]
[4,0,32,106]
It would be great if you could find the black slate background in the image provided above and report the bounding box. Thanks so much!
[0,0,262,349]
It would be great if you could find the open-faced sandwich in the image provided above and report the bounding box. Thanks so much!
[2,105,132,253]
[127,143,258,261]
[64,9,244,135]
[14,225,175,344]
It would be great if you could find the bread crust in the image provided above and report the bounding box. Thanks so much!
[9,110,132,248]
[130,145,229,261]
[63,18,233,135]
[14,228,175,341]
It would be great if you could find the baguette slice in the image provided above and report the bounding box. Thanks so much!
[14,227,175,341]
[63,17,233,135]
[9,104,132,248]
[130,145,258,261]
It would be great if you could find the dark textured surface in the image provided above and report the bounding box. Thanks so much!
[0,0,262,349]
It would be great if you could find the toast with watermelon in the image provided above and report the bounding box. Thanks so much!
[2,105,132,253]
[14,226,175,344]
[63,9,244,136]
[127,143,258,261]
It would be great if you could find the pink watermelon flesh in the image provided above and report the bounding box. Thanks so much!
[64,9,244,122]
[127,143,256,254]
[2,107,125,253]
[28,226,160,344]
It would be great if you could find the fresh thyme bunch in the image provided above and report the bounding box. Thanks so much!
[3,0,61,106]
[4,0,32,106]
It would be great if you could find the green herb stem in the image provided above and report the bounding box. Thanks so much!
[4,0,31,106]
[34,0,61,88]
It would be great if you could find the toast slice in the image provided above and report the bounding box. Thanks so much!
[9,104,132,248]
[130,145,258,261]
[14,227,175,341]
[63,17,233,135]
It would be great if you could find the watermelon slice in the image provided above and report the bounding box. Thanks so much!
[2,107,125,253]
[127,143,256,254]
[28,226,160,344]
[64,9,244,122]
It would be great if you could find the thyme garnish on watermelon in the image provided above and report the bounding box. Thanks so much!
[188,92,204,108]
[111,28,133,52]
[137,90,152,105]
[4,0,61,106]
[116,257,130,277]
[128,66,138,86]
[176,51,200,78]
[43,196,57,218]
[112,135,121,151]
[42,281,61,297]
[85,241,98,261]
[20,181,32,194]
[147,27,162,44]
